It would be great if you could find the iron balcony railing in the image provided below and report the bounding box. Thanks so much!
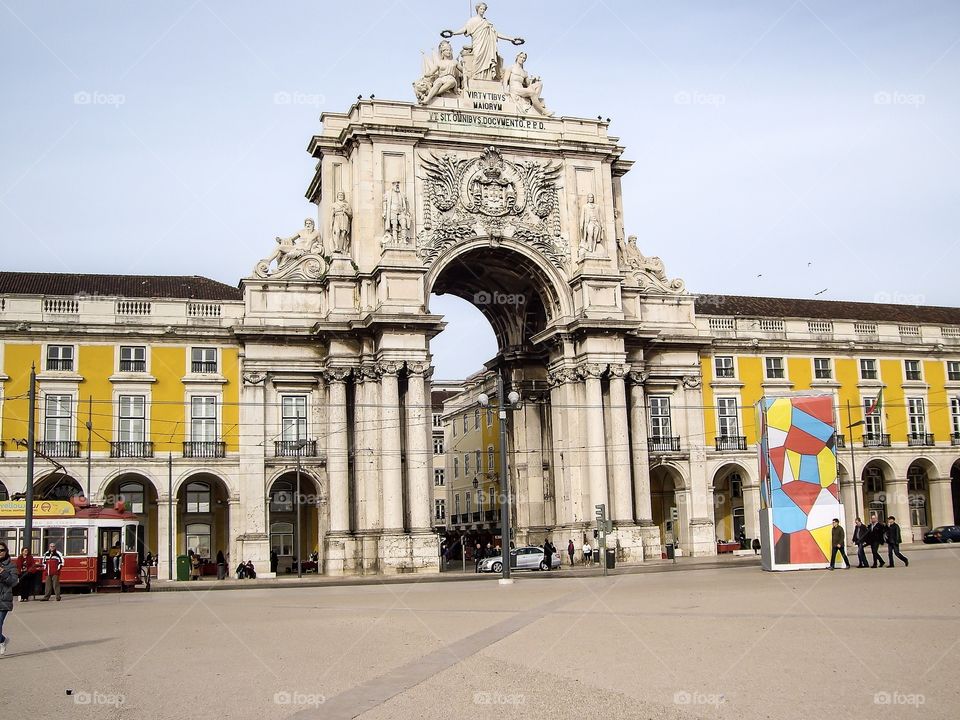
[274,440,318,457]
[182,441,226,458]
[45,359,74,371]
[835,434,845,449]
[119,359,146,372]
[907,433,935,447]
[648,436,681,453]
[715,436,747,451]
[110,441,154,458]
[37,440,80,458]
[191,360,218,373]
[863,433,891,448]
[952,433,960,447]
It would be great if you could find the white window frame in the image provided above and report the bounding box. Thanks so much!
[863,396,883,437]
[947,361,960,382]
[434,468,445,486]
[190,395,218,443]
[43,393,74,442]
[462,414,468,433]
[714,356,735,379]
[454,494,460,518]
[185,522,212,558]
[487,445,494,472]
[765,356,785,380]
[434,499,446,521]
[813,357,832,380]
[907,397,926,437]
[859,358,878,381]
[950,397,960,437]
[453,456,459,478]
[190,346,218,374]
[463,452,470,476]
[280,395,308,443]
[119,345,147,373]
[716,397,739,438]
[904,359,922,382]
[185,482,211,513]
[432,412,443,428]
[433,437,444,454]
[45,344,75,372]
[118,394,146,443]
[649,396,673,439]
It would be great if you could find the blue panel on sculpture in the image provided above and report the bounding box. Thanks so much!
[771,489,806,533]
[798,454,821,483]
[790,408,834,442]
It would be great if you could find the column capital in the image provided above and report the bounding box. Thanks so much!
[406,360,432,378]
[681,374,702,389]
[627,370,648,386]
[608,363,629,379]
[547,367,579,387]
[577,362,605,380]
[242,371,268,386]
[354,364,378,384]
[323,366,352,384]
[377,360,402,377]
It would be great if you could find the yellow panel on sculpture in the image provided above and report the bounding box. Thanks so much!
[786,450,802,485]
[809,523,833,557]
[817,447,838,487]
[766,397,793,431]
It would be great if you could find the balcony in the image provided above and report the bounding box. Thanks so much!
[484,509,495,522]
[648,436,681,453]
[907,433,935,447]
[45,359,74,372]
[110,441,154,458]
[119,359,146,372]
[835,434,845,449]
[191,361,218,374]
[0,440,4,458]
[37,440,80,458]
[863,433,891,448]
[274,440,318,458]
[182,441,226,458]
[952,433,960,447]
[715,436,747,451]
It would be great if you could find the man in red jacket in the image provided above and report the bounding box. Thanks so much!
[41,543,64,601]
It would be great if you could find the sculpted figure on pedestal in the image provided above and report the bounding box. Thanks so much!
[578,194,606,258]
[330,192,353,255]
[382,181,411,244]
[617,235,686,294]
[414,40,462,105]
[254,218,326,279]
[441,2,523,82]
[503,52,552,117]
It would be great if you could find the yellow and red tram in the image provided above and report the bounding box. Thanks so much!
[0,499,143,592]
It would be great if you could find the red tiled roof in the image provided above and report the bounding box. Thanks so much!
[0,272,242,301]
[694,294,960,325]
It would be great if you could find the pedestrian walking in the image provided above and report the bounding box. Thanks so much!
[851,518,869,568]
[828,519,850,570]
[885,516,909,567]
[474,542,483,573]
[190,552,202,580]
[867,514,886,567]
[542,538,553,570]
[14,548,40,601]
[217,550,227,580]
[567,539,575,566]
[0,542,19,656]
[41,543,64,601]
[582,540,592,565]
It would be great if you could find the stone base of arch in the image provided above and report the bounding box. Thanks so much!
[689,518,718,557]
[637,520,663,560]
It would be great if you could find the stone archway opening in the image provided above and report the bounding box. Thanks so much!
[906,458,937,538]
[861,460,893,524]
[268,472,321,574]
[176,473,230,575]
[33,472,83,501]
[650,466,682,551]
[712,464,747,545]
[104,473,159,563]
[952,460,960,525]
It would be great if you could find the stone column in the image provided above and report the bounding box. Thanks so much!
[405,362,432,532]
[238,371,269,573]
[681,376,715,556]
[628,372,660,559]
[379,361,404,532]
[156,495,176,580]
[547,371,571,528]
[228,496,242,575]
[886,478,912,544]
[353,368,370,531]
[929,477,953,529]
[325,368,351,534]
[608,365,632,523]
[580,363,609,514]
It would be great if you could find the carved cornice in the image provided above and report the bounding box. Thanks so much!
[242,371,267,386]
[681,375,702,389]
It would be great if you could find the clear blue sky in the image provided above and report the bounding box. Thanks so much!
[2,1,958,379]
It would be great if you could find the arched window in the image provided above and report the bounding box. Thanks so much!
[270,481,294,513]
[908,465,928,528]
[729,473,743,498]
[185,523,211,558]
[185,482,210,513]
[0,481,8,501]
[271,522,294,556]
[864,467,884,494]
[119,481,145,514]
[907,465,927,492]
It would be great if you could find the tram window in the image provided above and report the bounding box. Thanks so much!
[43,528,65,553]
[20,529,41,555]
[124,525,137,553]
[0,529,16,552]
[66,528,88,556]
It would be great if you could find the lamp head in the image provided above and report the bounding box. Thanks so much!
[507,390,520,406]
[478,393,490,407]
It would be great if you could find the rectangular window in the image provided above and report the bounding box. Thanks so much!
[486,407,493,427]
[475,450,481,475]
[465,493,472,516]
[464,452,470,476]
[487,446,494,472]
[434,468,445,486]
[434,499,446,521]
[765,357,785,380]
[951,397,960,437]
[907,397,926,436]
[947,361,960,382]
[454,494,460,518]
[714,356,734,379]
[281,395,307,442]
[904,359,922,381]
[45,345,74,372]
[813,358,832,380]
[43,527,65,553]
[453,457,459,477]
[44,394,73,442]
[477,490,484,515]
[860,359,878,380]
[474,408,480,430]
[190,396,217,442]
[66,528,88,556]
[463,414,468,433]
[649,396,673,438]
[119,345,146,372]
[452,419,457,437]
[432,412,442,428]
[118,395,146,442]
[717,397,739,438]
[191,347,217,373]
[863,397,883,437]
[433,437,444,454]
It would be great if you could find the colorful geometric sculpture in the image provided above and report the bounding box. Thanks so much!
[757,394,843,571]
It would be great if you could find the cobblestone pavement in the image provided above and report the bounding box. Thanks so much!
[2,546,958,720]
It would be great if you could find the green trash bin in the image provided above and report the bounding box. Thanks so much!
[176,555,190,581]
[605,548,616,569]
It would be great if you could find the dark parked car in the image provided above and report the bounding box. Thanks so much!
[922,525,960,543]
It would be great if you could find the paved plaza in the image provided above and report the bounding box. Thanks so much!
[2,545,958,719]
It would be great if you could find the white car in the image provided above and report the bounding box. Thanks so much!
[478,546,562,573]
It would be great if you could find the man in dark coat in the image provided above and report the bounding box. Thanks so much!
[851,518,869,568]
[886,516,909,567]
[829,519,850,570]
[542,539,553,570]
[866,514,886,567]
[0,542,19,655]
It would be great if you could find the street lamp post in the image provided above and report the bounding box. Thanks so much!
[479,370,520,585]
[293,438,310,579]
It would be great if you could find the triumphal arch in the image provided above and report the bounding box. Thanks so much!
[239,4,713,574]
